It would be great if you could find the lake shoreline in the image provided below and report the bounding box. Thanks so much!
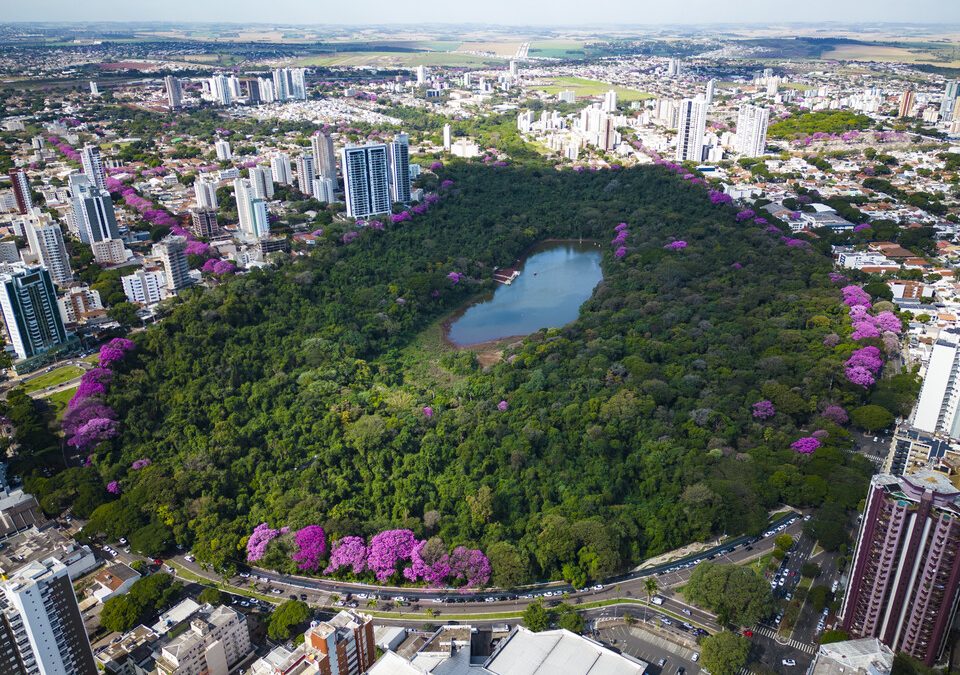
[442,240,603,351]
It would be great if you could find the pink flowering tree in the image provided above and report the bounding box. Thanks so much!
[325,536,369,575]
[448,546,491,587]
[247,523,283,563]
[821,405,849,425]
[291,526,327,571]
[791,437,822,454]
[366,529,419,581]
[106,481,121,495]
[752,400,776,419]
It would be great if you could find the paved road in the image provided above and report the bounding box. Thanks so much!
[169,512,803,619]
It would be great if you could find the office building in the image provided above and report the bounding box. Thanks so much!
[913,328,960,439]
[311,132,337,181]
[0,558,96,675]
[193,176,219,210]
[24,213,72,286]
[442,124,452,151]
[312,177,336,204]
[8,170,32,215]
[295,154,316,197]
[840,471,960,666]
[190,210,219,238]
[69,173,120,244]
[80,145,107,191]
[121,268,165,306]
[164,76,182,110]
[153,604,251,675]
[153,236,192,292]
[90,238,130,265]
[898,89,915,118]
[341,144,391,218]
[734,104,770,158]
[675,96,708,162]
[271,153,293,185]
[388,134,411,204]
[233,179,270,240]
[214,139,232,162]
[58,285,104,326]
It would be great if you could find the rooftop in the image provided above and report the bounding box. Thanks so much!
[812,637,894,675]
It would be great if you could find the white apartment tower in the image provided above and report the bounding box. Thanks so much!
[443,123,452,151]
[233,179,270,240]
[121,268,165,306]
[311,132,337,181]
[164,75,182,110]
[24,213,72,286]
[734,104,770,158]
[193,175,219,210]
[79,144,107,191]
[249,165,274,200]
[914,329,960,439]
[416,65,428,86]
[295,154,316,197]
[705,78,716,105]
[675,96,708,162]
[0,558,96,675]
[341,144,391,219]
[69,173,120,244]
[602,89,618,113]
[388,134,411,204]
[270,153,293,185]
[214,139,232,161]
[153,235,192,291]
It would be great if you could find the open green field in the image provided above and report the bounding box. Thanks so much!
[822,43,960,67]
[46,386,77,420]
[21,366,83,394]
[529,40,587,59]
[296,51,499,68]
[536,76,652,101]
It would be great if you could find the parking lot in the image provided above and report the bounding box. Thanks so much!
[598,622,701,675]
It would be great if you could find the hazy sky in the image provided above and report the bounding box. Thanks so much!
[8,0,959,25]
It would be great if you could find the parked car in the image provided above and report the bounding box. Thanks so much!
[783,659,797,667]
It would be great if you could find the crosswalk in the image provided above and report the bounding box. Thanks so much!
[752,625,816,654]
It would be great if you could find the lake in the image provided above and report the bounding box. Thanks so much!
[446,241,603,347]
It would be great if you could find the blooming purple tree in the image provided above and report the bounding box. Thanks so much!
[422,406,433,418]
[366,529,419,581]
[664,241,688,251]
[131,458,152,470]
[821,405,849,425]
[67,418,117,449]
[752,400,776,419]
[841,285,871,308]
[247,523,283,562]
[291,525,327,571]
[106,481,120,495]
[497,400,509,412]
[447,272,463,284]
[614,246,627,259]
[735,209,756,222]
[448,546,491,587]
[791,437,822,454]
[325,536,368,575]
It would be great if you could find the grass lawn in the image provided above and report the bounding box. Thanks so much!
[82,353,101,365]
[822,44,960,67]
[535,77,652,101]
[21,366,83,394]
[747,552,775,576]
[46,386,77,420]
[529,40,587,58]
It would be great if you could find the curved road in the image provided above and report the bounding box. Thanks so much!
[173,512,802,624]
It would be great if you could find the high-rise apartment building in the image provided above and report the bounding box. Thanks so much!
[667,58,682,77]
[388,134,411,204]
[912,328,960,439]
[90,238,130,266]
[311,132,337,181]
[898,89,915,118]
[270,154,293,185]
[249,165,274,200]
[24,213,72,286]
[841,471,960,666]
[58,285,104,326]
[89,81,99,97]
[214,140,232,162]
[153,236,192,291]
[272,68,307,102]
[312,177,336,204]
[193,175,219,210]
[940,81,959,121]
[249,610,374,675]
[295,154,316,197]
[233,179,270,240]
[0,265,68,362]
[190,209,219,238]
[257,78,275,104]
[734,104,770,158]
[442,124,452,151]
[705,78,716,105]
[79,145,107,191]
[675,96,708,162]
[341,144,391,218]
[153,604,251,675]
[602,89,618,113]
[69,173,120,244]
[164,76,182,110]
[210,75,232,106]
[121,268,165,306]
[416,65,427,86]
[8,170,32,215]
[0,558,97,675]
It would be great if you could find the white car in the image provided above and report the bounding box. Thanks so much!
[118,537,127,545]
[184,554,195,563]
[592,584,603,591]
[783,659,796,667]
[239,572,250,578]
[692,653,699,662]
[357,593,368,599]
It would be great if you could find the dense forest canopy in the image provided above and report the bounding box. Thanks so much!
[65,163,876,585]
